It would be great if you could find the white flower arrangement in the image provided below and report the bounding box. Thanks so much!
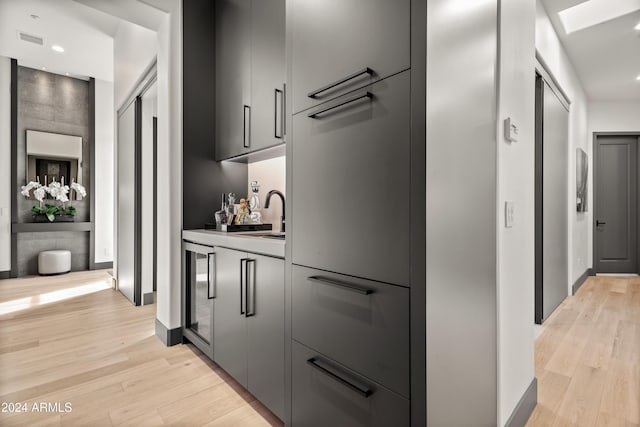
[21,179,87,222]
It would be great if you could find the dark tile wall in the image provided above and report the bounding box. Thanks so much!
[16,67,90,276]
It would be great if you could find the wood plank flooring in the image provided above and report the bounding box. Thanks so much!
[1,271,638,426]
[527,275,640,427]
[0,270,282,427]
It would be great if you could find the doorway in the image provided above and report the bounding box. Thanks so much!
[593,134,639,274]
[534,72,570,324]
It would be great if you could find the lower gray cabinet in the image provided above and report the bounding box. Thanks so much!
[292,341,410,427]
[213,247,285,419]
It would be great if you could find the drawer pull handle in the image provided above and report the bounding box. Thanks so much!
[307,276,373,295]
[307,67,373,99]
[307,357,372,398]
[307,92,372,119]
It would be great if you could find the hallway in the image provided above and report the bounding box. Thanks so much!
[527,276,640,426]
[0,271,280,426]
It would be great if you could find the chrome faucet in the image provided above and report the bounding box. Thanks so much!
[264,190,285,233]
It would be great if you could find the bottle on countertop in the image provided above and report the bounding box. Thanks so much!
[214,193,227,226]
[248,181,262,224]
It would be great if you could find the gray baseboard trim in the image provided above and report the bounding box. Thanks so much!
[155,318,182,347]
[572,268,594,295]
[143,292,155,305]
[0,271,10,279]
[93,261,113,270]
[505,378,537,427]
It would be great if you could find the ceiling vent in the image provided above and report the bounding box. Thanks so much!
[17,31,44,46]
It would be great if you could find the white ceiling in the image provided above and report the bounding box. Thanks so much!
[541,0,640,101]
[0,0,120,81]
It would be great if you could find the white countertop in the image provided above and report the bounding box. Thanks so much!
[182,229,285,258]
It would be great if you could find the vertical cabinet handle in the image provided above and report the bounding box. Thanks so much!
[243,105,251,148]
[274,88,284,139]
[207,253,216,299]
[245,259,256,317]
[240,258,247,314]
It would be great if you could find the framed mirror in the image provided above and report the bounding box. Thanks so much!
[26,130,83,199]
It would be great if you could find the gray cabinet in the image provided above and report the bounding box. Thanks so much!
[291,71,411,286]
[213,247,285,419]
[292,341,410,427]
[289,0,410,114]
[215,0,285,161]
[292,265,410,398]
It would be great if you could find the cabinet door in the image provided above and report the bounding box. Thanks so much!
[213,247,248,387]
[215,0,251,160]
[292,341,410,427]
[250,0,285,152]
[247,255,285,419]
[290,0,410,114]
[291,71,411,286]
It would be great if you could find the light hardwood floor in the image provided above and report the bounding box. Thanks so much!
[0,270,282,427]
[527,275,640,427]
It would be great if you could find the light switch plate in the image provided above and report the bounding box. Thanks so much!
[505,201,515,228]
[504,117,518,142]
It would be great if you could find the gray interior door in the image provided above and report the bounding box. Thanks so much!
[595,136,638,273]
[535,76,569,323]
[116,99,141,305]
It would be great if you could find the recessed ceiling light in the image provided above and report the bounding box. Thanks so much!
[636,74,640,81]
[41,67,46,70]
[635,22,640,30]
[51,45,64,53]
[65,72,69,76]
[558,0,640,34]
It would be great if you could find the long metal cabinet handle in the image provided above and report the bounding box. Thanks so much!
[307,357,373,398]
[245,259,256,317]
[307,67,373,98]
[307,276,373,295]
[243,105,251,148]
[307,92,372,119]
[274,88,284,139]
[207,253,216,299]
[240,258,247,314]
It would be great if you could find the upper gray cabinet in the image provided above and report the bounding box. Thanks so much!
[289,0,410,114]
[215,0,285,161]
[291,71,411,286]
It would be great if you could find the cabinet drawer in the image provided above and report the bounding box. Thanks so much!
[291,71,411,286]
[292,341,409,427]
[290,0,410,114]
[292,265,409,397]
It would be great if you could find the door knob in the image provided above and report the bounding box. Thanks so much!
[596,220,606,227]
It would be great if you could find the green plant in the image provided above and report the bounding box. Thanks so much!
[32,204,77,222]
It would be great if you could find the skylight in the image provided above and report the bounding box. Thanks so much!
[558,0,640,34]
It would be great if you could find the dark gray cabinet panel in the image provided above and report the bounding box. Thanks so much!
[291,71,411,286]
[290,0,410,114]
[292,341,410,427]
[215,0,251,160]
[215,0,285,160]
[247,254,285,419]
[250,0,285,152]
[213,247,248,387]
[291,265,409,398]
[213,247,285,419]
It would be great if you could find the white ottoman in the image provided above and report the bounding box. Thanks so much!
[38,250,71,275]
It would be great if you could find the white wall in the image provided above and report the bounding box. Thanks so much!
[94,79,114,264]
[497,0,537,423]
[247,156,286,232]
[536,0,590,291]
[154,0,182,330]
[113,21,157,111]
[0,56,10,272]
